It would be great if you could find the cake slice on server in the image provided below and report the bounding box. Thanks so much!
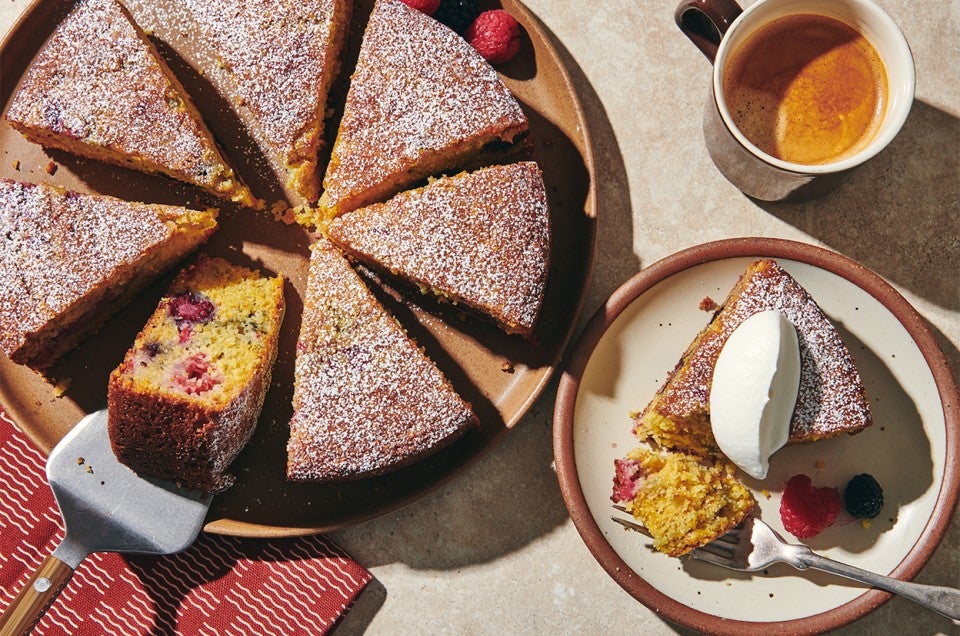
[108,256,285,493]
[183,0,352,204]
[326,162,550,338]
[0,179,218,370]
[286,239,479,483]
[313,0,528,225]
[4,0,257,208]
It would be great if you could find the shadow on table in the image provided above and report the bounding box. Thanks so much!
[758,100,960,313]
[332,578,386,636]
[551,28,643,315]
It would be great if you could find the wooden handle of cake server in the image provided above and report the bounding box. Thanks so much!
[0,554,74,636]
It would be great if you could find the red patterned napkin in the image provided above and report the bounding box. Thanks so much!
[0,408,371,635]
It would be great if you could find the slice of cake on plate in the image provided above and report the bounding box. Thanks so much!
[287,239,479,482]
[108,256,285,492]
[635,258,873,456]
[326,162,550,338]
[0,179,218,370]
[5,0,258,208]
[183,0,352,203]
[613,258,872,556]
[314,0,528,224]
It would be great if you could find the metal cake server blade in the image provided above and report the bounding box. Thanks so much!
[0,409,212,636]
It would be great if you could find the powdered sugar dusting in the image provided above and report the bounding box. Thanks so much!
[328,162,550,336]
[0,180,205,362]
[5,0,240,196]
[658,260,872,441]
[322,0,528,210]
[287,239,478,481]
[183,0,348,177]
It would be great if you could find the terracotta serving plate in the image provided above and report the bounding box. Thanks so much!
[0,0,596,536]
[554,238,959,634]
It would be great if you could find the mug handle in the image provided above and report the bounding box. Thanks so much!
[675,0,743,61]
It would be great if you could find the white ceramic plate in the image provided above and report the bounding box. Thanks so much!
[554,238,959,635]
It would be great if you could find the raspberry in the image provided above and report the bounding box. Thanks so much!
[433,0,480,33]
[466,10,522,64]
[169,292,215,325]
[779,474,841,539]
[170,353,221,395]
[611,458,642,503]
[844,473,884,519]
[399,0,440,15]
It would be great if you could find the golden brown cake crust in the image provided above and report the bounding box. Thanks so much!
[327,162,550,337]
[5,0,256,206]
[183,0,352,202]
[636,259,873,451]
[108,377,267,492]
[0,179,217,370]
[286,239,479,483]
[319,0,528,218]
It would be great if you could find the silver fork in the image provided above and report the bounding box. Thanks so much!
[611,508,960,623]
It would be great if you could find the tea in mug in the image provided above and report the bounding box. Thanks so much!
[722,13,888,165]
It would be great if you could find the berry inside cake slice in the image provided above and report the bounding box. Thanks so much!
[5,0,257,207]
[286,239,479,482]
[0,179,218,370]
[108,256,285,492]
[326,162,550,338]
[314,0,528,224]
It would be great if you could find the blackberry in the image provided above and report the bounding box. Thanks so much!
[433,0,481,33]
[844,473,884,519]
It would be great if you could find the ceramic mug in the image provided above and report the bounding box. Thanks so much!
[676,0,915,200]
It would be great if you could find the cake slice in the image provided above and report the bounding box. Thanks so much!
[612,448,755,557]
[183,0,352,203]
[326,162,550,338]
[0,179,218,370]
[5,0,257,207]
[314,0,528,223]
[108,256,285,492]
[287,239,479,482]
[634,258,873,456]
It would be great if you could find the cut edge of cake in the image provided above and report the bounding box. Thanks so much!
[611,447,756,557]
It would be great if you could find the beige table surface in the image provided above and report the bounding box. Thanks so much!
[2,0,958,634]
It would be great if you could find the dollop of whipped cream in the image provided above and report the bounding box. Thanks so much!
[709,310,801,479]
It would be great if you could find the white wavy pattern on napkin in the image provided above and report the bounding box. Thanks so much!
[0,409,370,635]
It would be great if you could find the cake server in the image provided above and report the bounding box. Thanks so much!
[0,409,212,636]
